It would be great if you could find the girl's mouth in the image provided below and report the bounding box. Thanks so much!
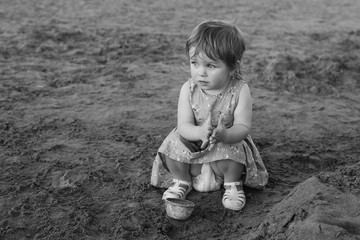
[198,80,208,85]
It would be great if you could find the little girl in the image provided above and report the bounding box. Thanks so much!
[151,19,268,211]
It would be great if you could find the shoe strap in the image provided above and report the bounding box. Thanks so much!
[223,181,245,203]
[173,179,191,186]
[224,181,243,190]
[168,179,191,198]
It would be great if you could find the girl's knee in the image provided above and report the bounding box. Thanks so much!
[166,157,189,171]
[190,164,202,177]
[216,160,245,182]
[216,160,245,174]
[210,161,223,177]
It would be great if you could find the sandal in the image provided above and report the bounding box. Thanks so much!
[222,181,246,211]
[162,179,192,200]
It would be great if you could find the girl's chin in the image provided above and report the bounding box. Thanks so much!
[199,86,213,91]
[197,81,211,88]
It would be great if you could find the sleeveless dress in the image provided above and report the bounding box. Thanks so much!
[151,78,268,190]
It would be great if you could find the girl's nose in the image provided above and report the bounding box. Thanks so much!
[199,66,207,77]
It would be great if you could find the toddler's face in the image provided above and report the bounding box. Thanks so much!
[189,47,232,95]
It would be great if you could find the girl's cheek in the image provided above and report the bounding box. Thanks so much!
[191,70,197,78]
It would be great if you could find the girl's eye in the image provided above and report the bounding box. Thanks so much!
[191,61,198,66]
[208,64,216,68]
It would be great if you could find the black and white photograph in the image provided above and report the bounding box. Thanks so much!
[0,0,359,239]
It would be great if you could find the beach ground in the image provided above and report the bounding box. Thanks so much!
[0,0,359,239]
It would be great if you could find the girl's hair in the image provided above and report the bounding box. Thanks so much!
[186,19,246,71]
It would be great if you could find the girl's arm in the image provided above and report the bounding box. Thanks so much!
[177,81,213,143]
[210,83,252,145]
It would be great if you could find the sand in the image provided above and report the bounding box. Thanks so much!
[0,0,359,239]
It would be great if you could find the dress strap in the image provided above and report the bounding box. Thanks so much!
[188,78,196,92]
[233,80,247,107]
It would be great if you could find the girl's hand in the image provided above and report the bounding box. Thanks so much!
[209,114,226,145]
[200,112,214,149]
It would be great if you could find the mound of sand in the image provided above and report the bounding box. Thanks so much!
[243,162,360,240]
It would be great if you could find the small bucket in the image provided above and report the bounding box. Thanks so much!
[164,198,195,220]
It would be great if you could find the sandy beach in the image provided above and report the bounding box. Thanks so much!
[0,0,359,239]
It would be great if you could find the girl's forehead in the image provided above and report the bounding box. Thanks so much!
[189,47,220,63]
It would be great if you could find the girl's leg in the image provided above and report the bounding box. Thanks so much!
[162,156,192,200]
[189,163,202,177]
[211,160,246,211]
[165,156,191,181]
[210,159,244,182]
[167,157,202,179]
